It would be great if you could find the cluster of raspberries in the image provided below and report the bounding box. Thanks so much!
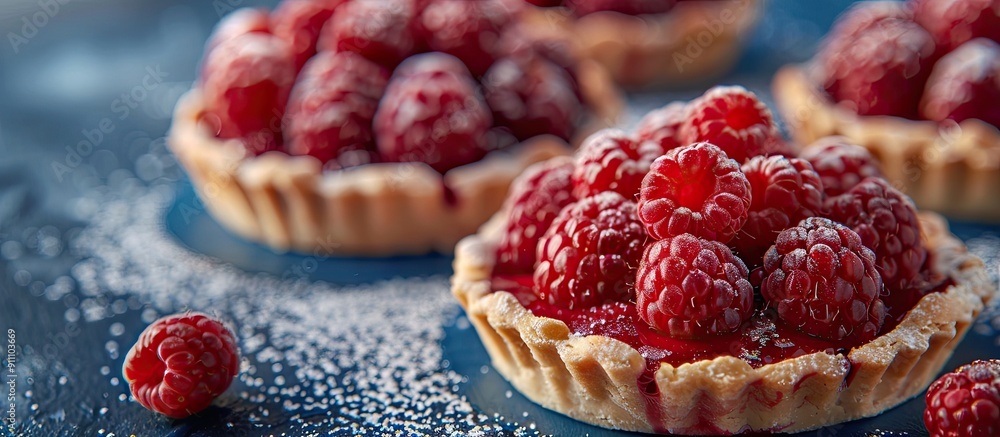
[497,85,929,343]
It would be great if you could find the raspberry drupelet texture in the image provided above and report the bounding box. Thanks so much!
[913,0,1000,52]
[824,177,927,291]
[799,136,883,197]
[373,53,493,173]
[483,54,581,142]
[638,142,751,243]
[318,0,419,69]
[534,192,647,310]
[495,158,576,274]
[680,86,783,164]
[761,217,885,342]
[205,8,271,52]
[418,0,514,77]
[636,233,754,338]
[122,312,240,419]
[284,51,389,166]
[730,156,824,269]
[920,38,1000,128]
[924,359,1000,437]
[571,129,664,199]
[201,32,296,155]
[271,0,346,71]
[635,101,687,152]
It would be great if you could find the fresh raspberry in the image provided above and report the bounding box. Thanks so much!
[680,86,783,164]
[525,0,563,6]
[496,30,581,98]
[418,0,514,77]
[637,142,751,243]
[271,0,346,71]
[761,217,885,342]
[495,158,576,274]
[799,136,883,197]
[824,178,927,291]
[921,38,1000,128]
[284,51,389,166]
[534,192,647,310]
[201,33,296,155]
[564,0,676,16]
[571,129,664,199]
[205,8,271,53]
[318,0,418,68]
[913,0,1000,52]
[818,17,937,119]
[730,156,824,269]
[373,53,492,173]
[924,359,1000,437]
[483,54,581,142]
[636,233,753,338]
[824,1,913,51]
[635,101,687,152]
[122,312,240,419]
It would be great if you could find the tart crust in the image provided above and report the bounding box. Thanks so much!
[522,0,760,88]
[167,60,621,256]
[772,65,1000,221]
[452,210,995,434]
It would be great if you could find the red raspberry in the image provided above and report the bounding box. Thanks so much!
[824,1,913,50]
[799,136,883,197]
[637,142,751,243]
[495,158,576,274]
[318,0,418,69]
[824,178,927,291]
[635,101,687,152]
[680,86,783,164]
[496,30,582,98]
[373,53,492,173]
[818,17,937,119]
[913,0,1000,52]
[205,8,271,53]
[571,129,663,199]
[924,359,1000,437]
[284,51,389,166]
[418,0,514,77]
[122,312,240,419]
[272,0,346,71]
[762,217,885,342]
[201,33,296,155]
[525,0,563,6]
[564,0,676,16]
[636,233,753,338]
[534,192,647,310]
[730,156,824,270]
[483,55,581,142]
[921,38,1000,128]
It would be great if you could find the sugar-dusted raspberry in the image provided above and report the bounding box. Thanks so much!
[824,0,913,52]
[635,101,687,152]
[921,38,1000,128]
[373,53,492,173]
[824,177,927,291]
[205,8,271,52]
[318,0,418,68]
[418,0,514,77]
[762,217,885,342]
[564,0,677,16]
[680,86,783,164]
[818,17,937,119]
[730,156,824,269]
[483,55,581,142]
[799,136,884,197]
[122,312,240,419]
[201,32,296,155]
[638,142,751,243]
[924,359,1000,437]
[571,129,663,200]
[534,192,647,310]
[284,51,389,166]
[636,233,753,338]
[913,0,1000,52]
[272,0,346,71]
[495,158,576,274]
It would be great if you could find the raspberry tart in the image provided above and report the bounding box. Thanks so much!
[452,86,996,434]
[517,0,761,88]
[772,0,1000,221]
[168,1,621,255]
